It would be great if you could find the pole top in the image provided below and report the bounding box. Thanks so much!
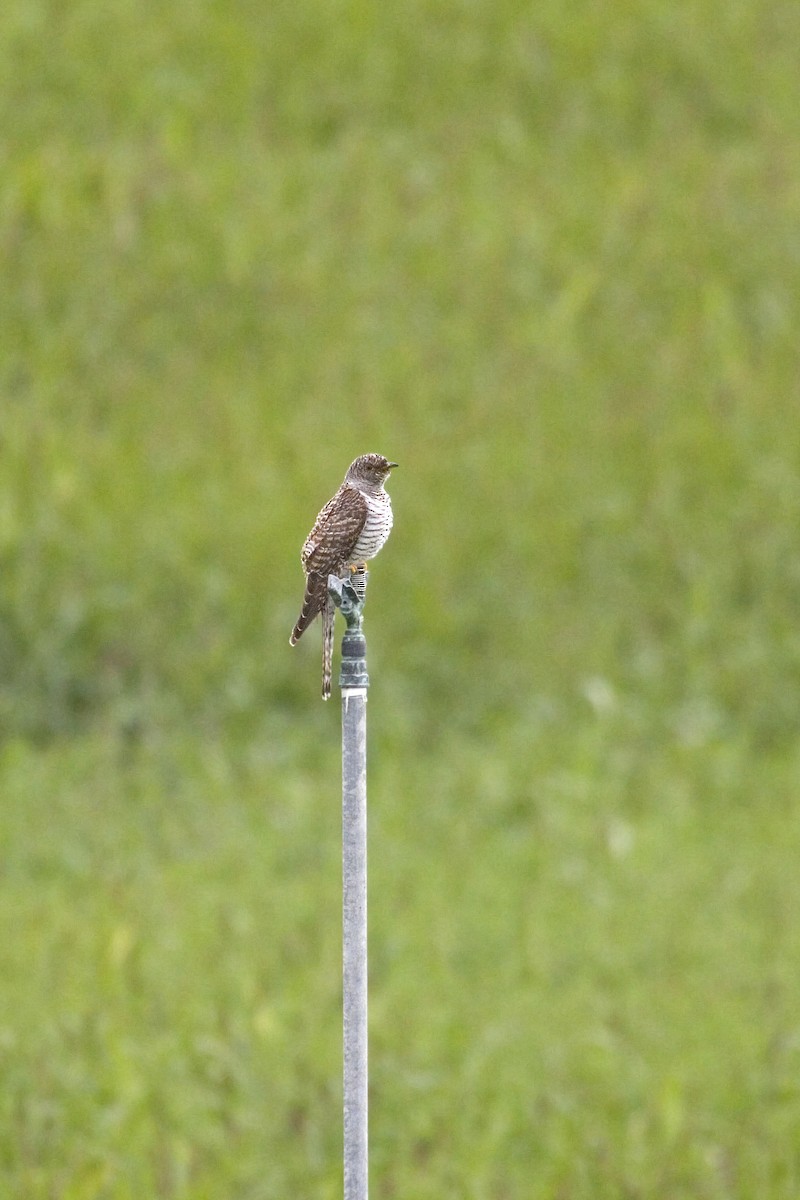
[328,571,370,691]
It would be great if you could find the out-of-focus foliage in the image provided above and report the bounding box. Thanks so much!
[2,0,800,1195]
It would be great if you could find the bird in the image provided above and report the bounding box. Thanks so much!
[290,453,397,699]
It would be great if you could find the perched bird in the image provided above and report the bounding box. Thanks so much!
[290,453,397,699]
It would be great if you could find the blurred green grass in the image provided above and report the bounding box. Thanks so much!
[2,0,800,1195]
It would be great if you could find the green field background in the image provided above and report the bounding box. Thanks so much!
[2,1,800,1196]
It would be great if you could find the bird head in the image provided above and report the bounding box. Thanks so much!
[345,454,398,489]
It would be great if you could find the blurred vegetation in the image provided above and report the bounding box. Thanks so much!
[2,0,800,1195]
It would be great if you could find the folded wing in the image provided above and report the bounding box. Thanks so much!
[289,485,368,645]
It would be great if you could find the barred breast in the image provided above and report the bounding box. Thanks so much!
[349,491,393,563]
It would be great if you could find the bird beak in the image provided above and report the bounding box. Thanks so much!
[387,462,399,469]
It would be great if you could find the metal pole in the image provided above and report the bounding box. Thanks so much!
[329,571,370,1200]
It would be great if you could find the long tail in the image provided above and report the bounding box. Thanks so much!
[321,595,334,700]
[289,572,327,645]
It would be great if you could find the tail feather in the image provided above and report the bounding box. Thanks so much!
[321,596,334,700]
[289,572,327,645]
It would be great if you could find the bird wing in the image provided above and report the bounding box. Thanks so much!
[289,572,328,645]
[301,485,368,575]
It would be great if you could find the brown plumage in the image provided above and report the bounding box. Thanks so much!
[290,454,397,699]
